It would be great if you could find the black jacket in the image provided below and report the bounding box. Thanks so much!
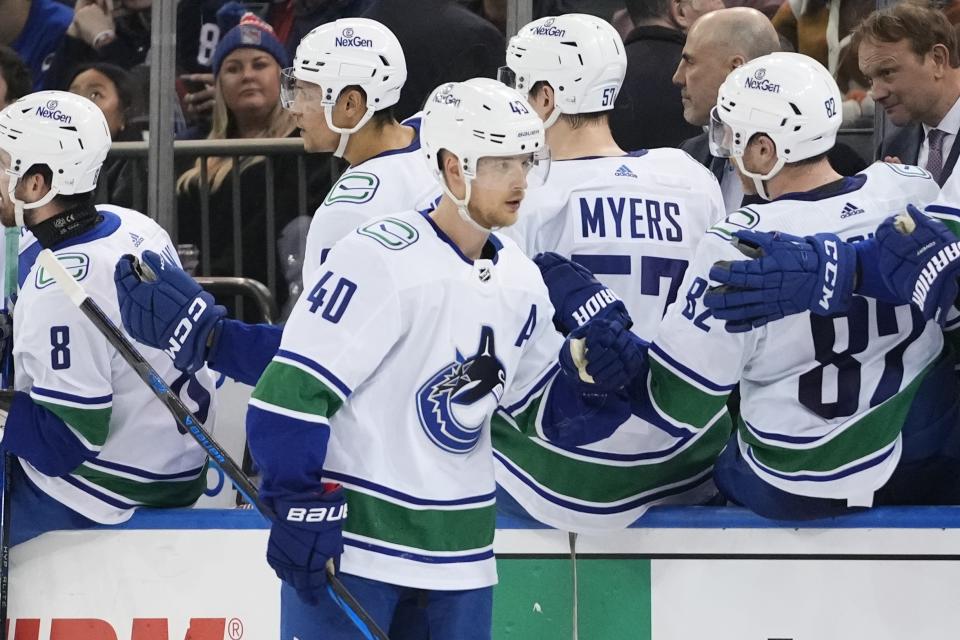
[363,0,505,120]
[610,25,700,152]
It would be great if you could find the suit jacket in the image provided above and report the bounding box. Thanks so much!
[680,132,727,180]
[878,123,960,186]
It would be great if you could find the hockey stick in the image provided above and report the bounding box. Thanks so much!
[0,225,18,640]
[36,249,389,640]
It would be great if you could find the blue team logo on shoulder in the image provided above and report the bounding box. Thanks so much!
[35,253,89,289]
[325,172,381,205]
[707,207,761,241]
[886,164,933,179]
[416,326,506,454]
[357,217,419,250]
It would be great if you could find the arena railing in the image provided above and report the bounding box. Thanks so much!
[108,138,341,319]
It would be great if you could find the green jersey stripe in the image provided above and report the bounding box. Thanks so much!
[344,488,495,553]
[36,401,111,447]
[492,411,730,503]
[740,358,934,474]
[252,361,344,418]
[930,212,960,238]
[496,394,547,438]
[648,357,731,429]
[247,397,331,425]
[74,462,208,507]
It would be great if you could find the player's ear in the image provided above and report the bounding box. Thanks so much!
[442,150,462,182]
[530,83,554,111]
[729,54,746,71]
[339,87,368,123]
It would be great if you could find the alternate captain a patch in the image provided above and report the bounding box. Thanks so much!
[416,326,505,454]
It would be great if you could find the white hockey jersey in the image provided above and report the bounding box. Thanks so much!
[14,206,217,524]
[249,208,573,590]
[302,115,441,279]
[495,150,727,531]
[652,163,944,502]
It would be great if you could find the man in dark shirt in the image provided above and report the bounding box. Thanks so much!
[363,0,505,120]
[609,0,703,150]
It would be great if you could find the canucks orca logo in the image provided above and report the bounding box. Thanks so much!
[416,326,506,454]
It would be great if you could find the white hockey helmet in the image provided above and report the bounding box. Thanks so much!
[709,52,842,200]
[420,78,549,231]
[499,14,626,128]
[0,91,111,227]
[281,17,406,157]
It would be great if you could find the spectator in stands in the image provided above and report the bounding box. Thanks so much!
[675,8,865,211]
[673,0,727,30]
[0,45,31,107]
[274,0,373,58]
[45,0,154,92]
[177,1,249,140]
[858,2,960,187]
[609,0,703,150]
[67,63,141,209]
[0,0,73,89]
[175,13,330,314]
[772,0,875,124]
[177,0,373,140]
[362,0,505,120]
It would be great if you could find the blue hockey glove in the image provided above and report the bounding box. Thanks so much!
[876,204,960,325]
[534,252,632,334]
[704,230,857,332]
[114,250,226,374]
[560,318,648,392]
[267,485,347,606]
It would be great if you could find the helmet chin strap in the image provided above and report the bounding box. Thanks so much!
[542,107,562,130]
[10,180,57,228]
[733,155,786,202]
[439,177,498,233]
[324,105,377,159]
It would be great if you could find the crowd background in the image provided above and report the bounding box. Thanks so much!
[1,0,953,318]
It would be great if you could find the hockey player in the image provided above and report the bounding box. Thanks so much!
[112,18,441,389]
[702,167,960,333]
[493,13,728,531]
[562,53,960,520]
[0,91,216,545]
[283,17,440,277]
[242,78,635,638]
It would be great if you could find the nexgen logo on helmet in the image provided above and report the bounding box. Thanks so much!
[335,27,373,47]
[533,18,566,37]
[744,69,781,94]
[35,100,73,124]
[433,92,461,107]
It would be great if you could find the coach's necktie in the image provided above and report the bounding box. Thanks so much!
[925,128,947,184]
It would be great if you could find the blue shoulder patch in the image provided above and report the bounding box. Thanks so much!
[356,217,420,250]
